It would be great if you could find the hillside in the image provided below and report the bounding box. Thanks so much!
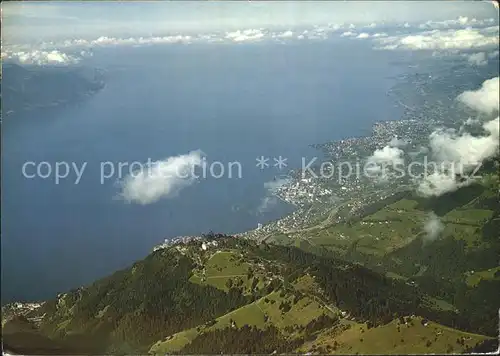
[263,168,500,339]
[1,63,105,116]
[2,226,498,354]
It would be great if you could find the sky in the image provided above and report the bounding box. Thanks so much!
[2,1,498,45]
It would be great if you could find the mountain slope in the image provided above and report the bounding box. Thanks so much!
[1,63,105,115]
[3,235,497,354]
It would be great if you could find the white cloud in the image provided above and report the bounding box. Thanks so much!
[423,212,444,244]
[369,146,405,166]
[457,77,499,114]
[306,28,329,40]
[484,116,500,138]
[2,35,195,63]
[418,16,495,30]
[91,35,193,46]
[119,150,204,205]
[376,27,500,51]
[417,117,499,197]
[429,117,499,171]
[417,78,500,197]
[388,136,410,148]
[296,27,331,40]
[2,16,497,62]
[341,31,356,37]
[417,171,472,197]
[4,50,80,65]
[356,32,370,39]
[366,145,405,181]
[225,29,265,42]
[327,23,342,31]
[274,30,294,39]
[340,30,388,40]
[466,52,488,66]
[0,22,354,56]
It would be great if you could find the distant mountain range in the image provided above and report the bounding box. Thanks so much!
[1,63,105,116]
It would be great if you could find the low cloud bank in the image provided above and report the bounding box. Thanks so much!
[2,50,81,65]
[376,26,499,51]
[226,29,265,42]
[418,16,495,30]
[2,15,498,66]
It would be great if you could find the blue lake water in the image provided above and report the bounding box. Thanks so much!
[2,39,408,302]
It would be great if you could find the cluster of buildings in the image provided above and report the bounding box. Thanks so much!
[10,302,42,312]
[152,235,202,251]
[3,302,44,326]
[275,178,334,206]
[153,234,231,252]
